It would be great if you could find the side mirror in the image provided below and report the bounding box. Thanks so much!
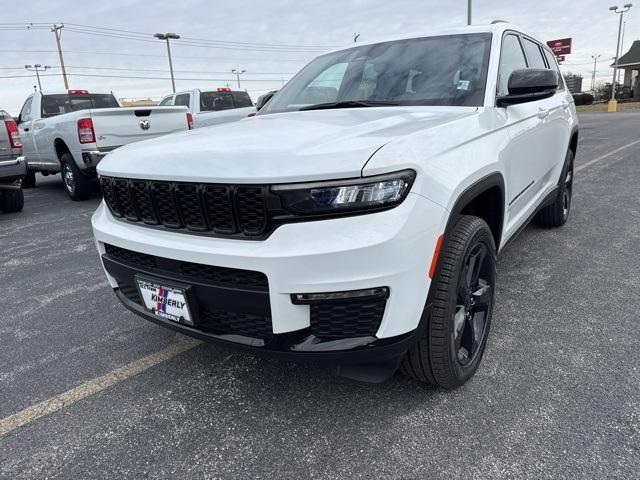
[497,69,558,107]
[256,90,277,111]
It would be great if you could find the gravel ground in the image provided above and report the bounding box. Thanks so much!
[1,112,639,479]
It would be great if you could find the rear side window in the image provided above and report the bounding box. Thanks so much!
[543,48,565,91]
[19,96,34,122]
[159,96,174,106]
[174,94,191,107]
[231,92,254,108]
[522,38,546,69]
[40,94,119,118]
[498,34,527,96]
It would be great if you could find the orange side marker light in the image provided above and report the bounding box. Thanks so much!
[428,234,444,279]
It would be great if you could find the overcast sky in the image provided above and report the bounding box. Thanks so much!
[0,0,635,114]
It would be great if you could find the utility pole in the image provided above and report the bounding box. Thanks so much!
[354,33,360,43]
[51,24,69,90]
[232,68,246,89]
[467,0,472,25]
[618,21,626,87]
[591,54,601,92]
[25,64,51,91]
[609,4,632,110]
[154,32,180,93]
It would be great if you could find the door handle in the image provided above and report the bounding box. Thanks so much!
[23,127,30,132]
[537,108,549,119]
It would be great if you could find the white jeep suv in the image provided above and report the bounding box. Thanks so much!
[92,23,578,388]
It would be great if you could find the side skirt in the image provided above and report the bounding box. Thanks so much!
[500,185,560,253]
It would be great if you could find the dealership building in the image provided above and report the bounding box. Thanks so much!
[614,40,640,99]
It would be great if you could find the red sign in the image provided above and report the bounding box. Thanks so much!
[547,38,572,56]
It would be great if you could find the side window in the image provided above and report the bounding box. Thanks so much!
[19,96,34,123]
[174,94,191,107]
[498,34,528,96]
[159,96,174,106]
[543,49,565,91]
[522,39,547,69]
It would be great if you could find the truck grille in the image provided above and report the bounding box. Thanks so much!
[100,177,268,237]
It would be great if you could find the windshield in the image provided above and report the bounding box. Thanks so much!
[41,94,120,118]
[261,33,492,114]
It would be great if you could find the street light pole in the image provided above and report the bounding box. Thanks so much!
[467,0,472,25]
[609,4,632,106]
[154,32,180,93]
[24,64,51,91]
[591,54,601,92]
[232,68,246,89]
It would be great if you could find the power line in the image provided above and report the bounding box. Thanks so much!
[0,49,311,62]
[0,22,335,52]
[0,72,289,82]
[63,22,336,49]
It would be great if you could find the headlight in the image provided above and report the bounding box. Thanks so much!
[272,169,415,215]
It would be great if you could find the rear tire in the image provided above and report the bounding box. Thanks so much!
[22,170,36,188]
[536,149,574,228]
[401,216,497,389]
[61,153,94,201]
[0,188,24,213]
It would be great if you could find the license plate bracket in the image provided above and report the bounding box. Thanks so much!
[135,275,195,325]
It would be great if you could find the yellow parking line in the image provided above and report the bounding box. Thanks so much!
[0,338,201,437]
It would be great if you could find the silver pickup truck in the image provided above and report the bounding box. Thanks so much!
[18,90,190,200]
[0,110,25,213]
[159,88,255,128]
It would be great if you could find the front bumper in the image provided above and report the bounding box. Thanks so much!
[92,192,446,363]
[0,156,27,184]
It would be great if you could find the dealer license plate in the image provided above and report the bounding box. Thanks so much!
[136,278,193,325]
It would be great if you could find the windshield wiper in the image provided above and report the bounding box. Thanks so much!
[299,100,399,111]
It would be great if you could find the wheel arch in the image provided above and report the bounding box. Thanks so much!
[53,138,72,161]
[569,127,579,156]
[445,173,506,250]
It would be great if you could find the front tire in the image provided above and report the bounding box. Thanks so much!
[402,216,497,389]
[0,188,24,213]
[60,153,94,201]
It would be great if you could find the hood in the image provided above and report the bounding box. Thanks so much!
[98,106,478,183]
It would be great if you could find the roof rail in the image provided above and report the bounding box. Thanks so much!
[491,19,509,24]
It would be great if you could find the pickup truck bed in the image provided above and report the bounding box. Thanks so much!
[16,91,190,200]
[0,110,25,213]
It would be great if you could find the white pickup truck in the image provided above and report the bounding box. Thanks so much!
[159,88,256,129]
[17,90,191,200]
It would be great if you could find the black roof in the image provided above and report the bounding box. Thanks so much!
[615,40,640,67]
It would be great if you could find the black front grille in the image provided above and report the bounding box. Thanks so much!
[100,177,268,237]
[104,244,268,291]
[105,244,158,269]
[310,300,386,339]
[199,306,272,339]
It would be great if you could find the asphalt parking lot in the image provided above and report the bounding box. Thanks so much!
[1,111,639,479]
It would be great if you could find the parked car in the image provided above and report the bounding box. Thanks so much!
[93,23,578,388]
[0,110,25,213]
[159,88,256,128]
[17,90,191,200]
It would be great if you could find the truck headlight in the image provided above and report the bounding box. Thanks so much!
[272,169,415,215]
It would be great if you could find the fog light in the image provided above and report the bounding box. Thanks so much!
[291,287,389,305]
